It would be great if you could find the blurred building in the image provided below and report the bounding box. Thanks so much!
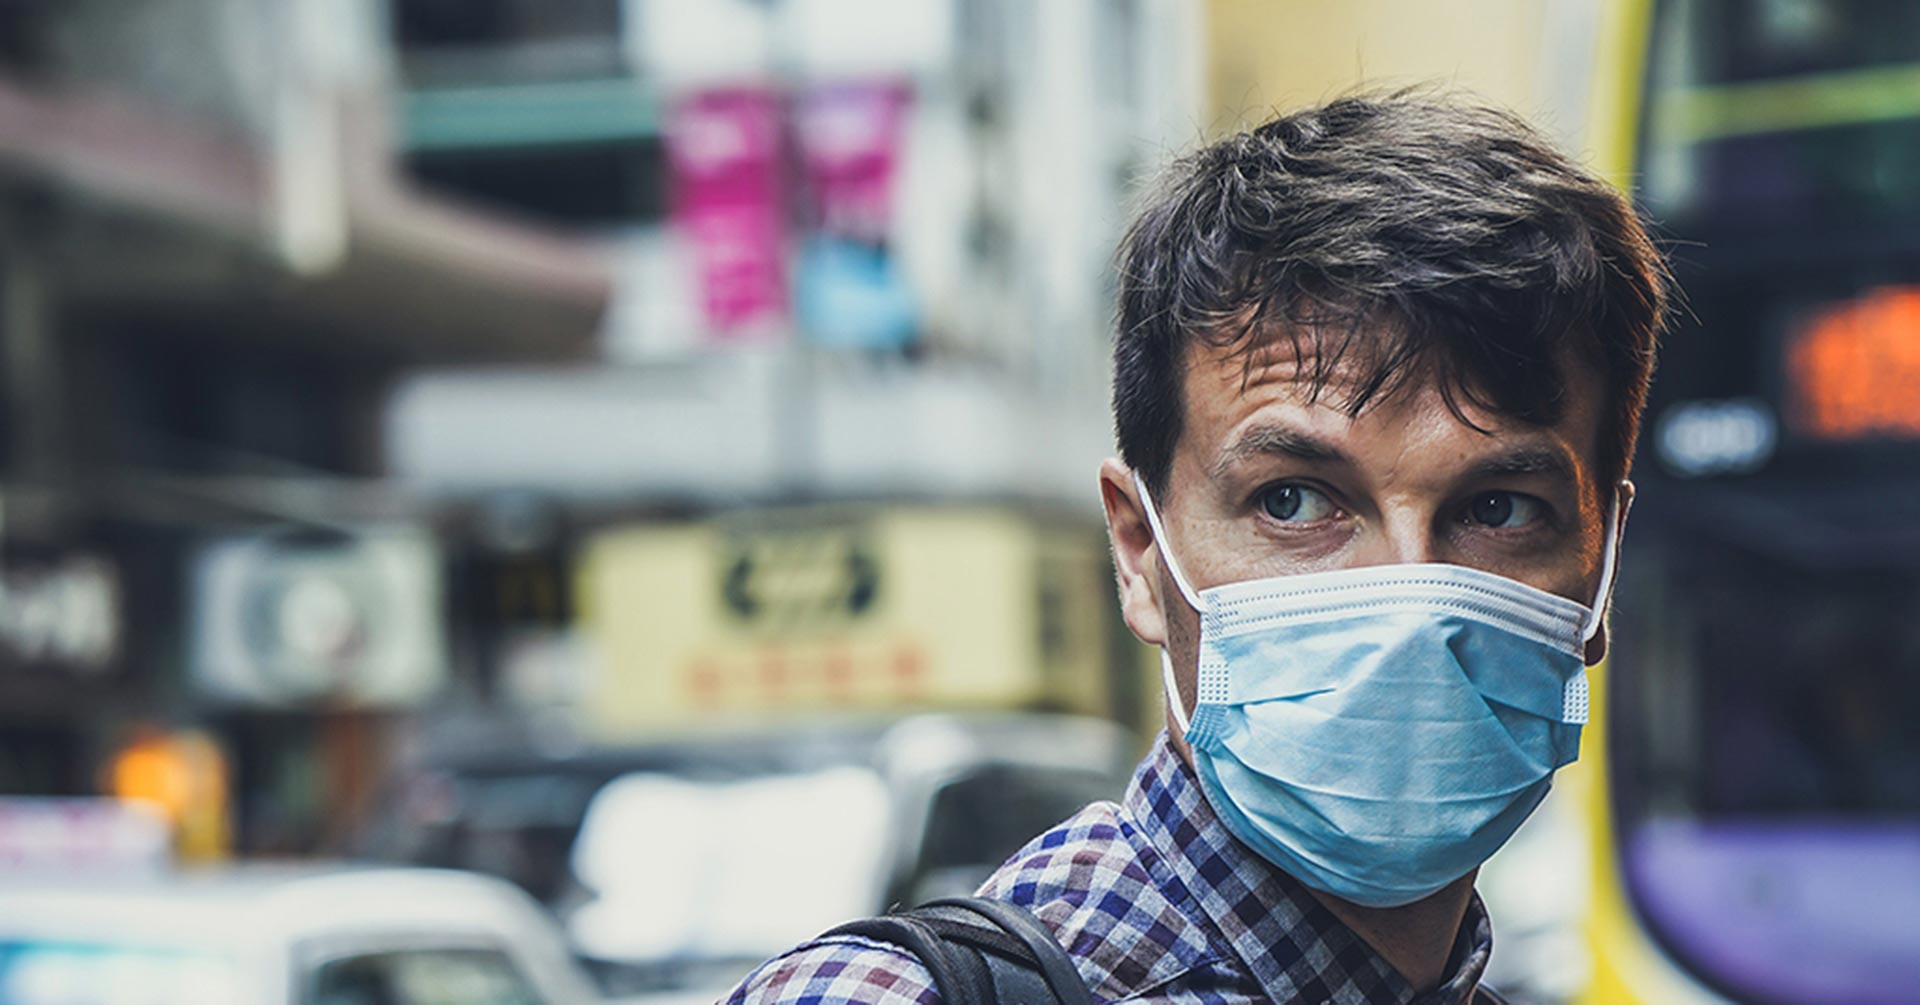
[378,0,1202,747]
[0,0,1202,853]
[1205,0,1612,157]
[0,0,611,850]
[385,0,1199,503]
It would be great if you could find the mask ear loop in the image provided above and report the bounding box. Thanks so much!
[1132,473,1204,612]
[1133,473,1204,737]
[1160,650,1190,736]
[1580,483,1633,644]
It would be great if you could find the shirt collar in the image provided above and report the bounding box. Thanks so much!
[1122,733,1493,1005]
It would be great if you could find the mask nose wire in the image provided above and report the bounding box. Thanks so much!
[1581,485,1631,644]
[1132,473,1204,613]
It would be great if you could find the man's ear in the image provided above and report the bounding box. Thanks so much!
[1583,479,1635,666]
[1099,458,1169,647]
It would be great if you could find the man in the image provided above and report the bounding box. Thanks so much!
[727,93,1668,1005]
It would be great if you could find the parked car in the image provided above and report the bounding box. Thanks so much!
[0,865,602,1005]
[358,713,1139,1002]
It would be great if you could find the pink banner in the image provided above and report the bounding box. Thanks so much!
[664,88,789,341]
[794,80,912,242]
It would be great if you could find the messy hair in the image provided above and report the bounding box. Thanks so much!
[1114,92,1671,499]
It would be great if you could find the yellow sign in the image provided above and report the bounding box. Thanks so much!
[578,507,1117,739]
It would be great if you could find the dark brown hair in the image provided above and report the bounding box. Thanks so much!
[1114,92,1671,499]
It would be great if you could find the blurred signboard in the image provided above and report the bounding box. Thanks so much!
[188,529,448,709]
[577,507,1114,736]
[0,557,119,676]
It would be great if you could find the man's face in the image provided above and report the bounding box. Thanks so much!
[1101,332,1625,733]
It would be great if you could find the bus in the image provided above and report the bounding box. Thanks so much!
[1571,1,1920,1002]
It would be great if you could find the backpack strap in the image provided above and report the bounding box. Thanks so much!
[822,897,1091,1005]
[824,912,995,1005]
[920,898,1091,1005]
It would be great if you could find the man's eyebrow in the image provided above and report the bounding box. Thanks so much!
[1464,446,1580,483]
[1211,424,1352,480]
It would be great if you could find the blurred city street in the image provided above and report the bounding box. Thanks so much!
[1,2,1917,1004]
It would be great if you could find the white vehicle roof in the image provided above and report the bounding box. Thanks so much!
[0,863,597,1005]
[0,864,552,949]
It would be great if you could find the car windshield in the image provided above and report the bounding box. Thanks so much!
[564,765,892,970]
[0,939,245,1005]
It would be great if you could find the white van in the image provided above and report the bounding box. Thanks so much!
[0,866,602,1005]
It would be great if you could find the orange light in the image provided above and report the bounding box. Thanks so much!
[110,736,194,822]
[108,730,230,861]
[1790,286,1920,440]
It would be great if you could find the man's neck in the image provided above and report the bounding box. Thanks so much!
[1305,875,1476,992]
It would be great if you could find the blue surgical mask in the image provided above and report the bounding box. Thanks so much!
[1136,474,1623,908]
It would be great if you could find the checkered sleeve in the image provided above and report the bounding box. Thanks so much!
[724,935,943,1005]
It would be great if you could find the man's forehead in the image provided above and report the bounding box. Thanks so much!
[1184,333,1420,422]
[1179,329,1607,483]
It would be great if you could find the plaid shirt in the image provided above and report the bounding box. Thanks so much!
[725,733,1493,1005]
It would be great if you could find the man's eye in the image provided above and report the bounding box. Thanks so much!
[1260,484,1337,523]
[1466,492,1544,529]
